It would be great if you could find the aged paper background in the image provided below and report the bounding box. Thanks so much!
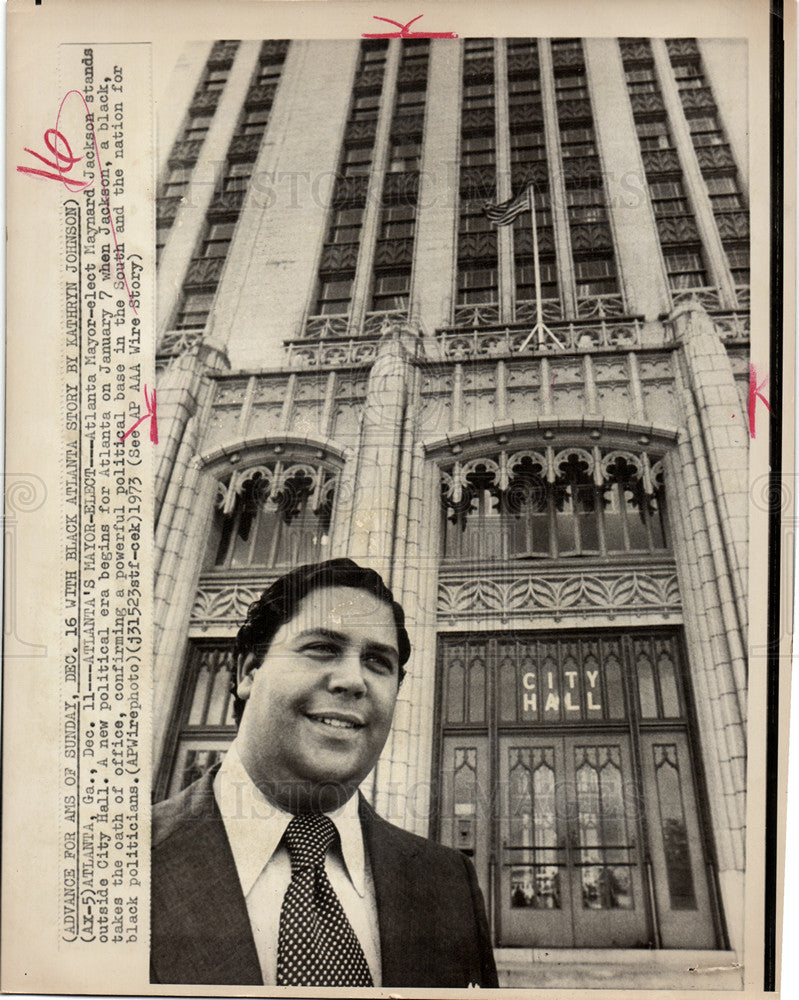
[3,0,794,995]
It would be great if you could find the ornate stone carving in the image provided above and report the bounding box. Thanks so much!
[437,317,643,359]
[208,190,246,217]
[191,582,269,626]
[459,166,497,198]
[509,102,544,127]
[463,56,494,81]
[629,92,665,116]
[208,40,239,66]
[641,149,680,174]
[169,139,205,165]
[346,119,378,144]
[656,215,701,245]
[332,174,370,207]
[303,313,350,339]
[391,113,426,140]
[457,231,498,261]
[555,98,593,121]
[184,257,226,288]
[156,196,181,224]
[319,242,360,272]
[374,238,413,267]
[507,50,539,75]
[383,172,419,200]
[514,227,555,255]
[562,156,602,184]
[397,62,429,87]
[714,211,749,240]
[695,144,736,171]
[461,107,496,133]
[245,83,278,107]
[679,88,715,112]
[190,90,222,114]
[437,567,681,620]
[227,134,263,160]
[569,222,613,252]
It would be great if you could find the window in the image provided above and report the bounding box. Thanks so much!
[724,245,749,284]
[380,204,415,240]
[663,249,707,290]
[457,266,498,305]
[174,290,215,330]
[156,224,169,265]
[163,165,191,197]
[184,112,214,140]
[566,187,606,223]
[649,179,690,217]
[352,93,381,120]
[223,161,253,193]
[574,257,617,296]
[209,464,337,570]
[686,114,725,146]
[560,126,596,157]
[201,221,236,258]
[371,270,411,311]
[388,142,421,172]
[330,207,364,243]
[343,144,373,176]
[239,107,270,135]
[554,72,588,100]
[516,259,558,302]
[316,277,354,315]
[441,448,667,562]
[625,66,657,93]
[462,135,496,167]
[636,120,673,150]
[705,175,744,210]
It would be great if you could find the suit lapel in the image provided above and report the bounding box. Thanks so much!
[152,771,262,985]
[358,795,422,986]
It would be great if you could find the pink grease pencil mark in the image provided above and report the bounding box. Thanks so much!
[17,89,138,315]
[748,363,771,439]
[120,386,158,445]
[362,14,458,38]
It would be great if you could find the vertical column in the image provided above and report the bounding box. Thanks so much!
[157,41,262,338]
[494,39,514,323]
[583,38,672,321]
[215,41,360,368]
[411,42,461,333]
[650,40,738,309]
[344,337,409,581]
[697,39,749,192]
[348,42,403,333]
[157,41,213,180]
[152,431,219,763]
[154,346,228,524]
[672,302,749,643]
[663,434,745,954]
[538,39,577,318]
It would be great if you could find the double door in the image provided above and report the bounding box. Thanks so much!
[436,631,721,950]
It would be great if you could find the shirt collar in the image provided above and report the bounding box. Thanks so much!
[214,741,368,899]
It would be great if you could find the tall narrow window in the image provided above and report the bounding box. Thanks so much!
[552,39,621,318]
[456,40,498,324]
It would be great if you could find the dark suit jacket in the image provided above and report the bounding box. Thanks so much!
[151,769,498,988]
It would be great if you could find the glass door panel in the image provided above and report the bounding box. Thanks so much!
[439,736,491,903]
[639,731,717,948]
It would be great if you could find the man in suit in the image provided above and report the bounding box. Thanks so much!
[151,558,498,988]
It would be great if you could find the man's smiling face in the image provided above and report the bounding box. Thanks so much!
[235,585,401,812]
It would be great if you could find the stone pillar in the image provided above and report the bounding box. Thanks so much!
[650,40,738,310]
[672,302,749,645]
[538,39,577,319]
[154,344,228,525]
[411,42,461,335]
[157,41,262,338]
[663,432,746,955]
[214,40,360,368]
[583,38,672,321]
[698,39,749,192]
[157,41,212,181]
[343,335,410,582]
[152,426,219,763]
[494,39,514,323]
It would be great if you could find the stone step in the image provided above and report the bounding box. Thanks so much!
[494,949,742,991]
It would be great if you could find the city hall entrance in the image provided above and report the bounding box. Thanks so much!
[435,630,725,950]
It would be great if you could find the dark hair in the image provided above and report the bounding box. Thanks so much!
[231,558,411,724]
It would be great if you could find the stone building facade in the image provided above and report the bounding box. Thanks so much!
[152,36,750,987]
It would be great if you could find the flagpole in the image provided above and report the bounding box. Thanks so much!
[517,184,561,352]
[529,185,544,348]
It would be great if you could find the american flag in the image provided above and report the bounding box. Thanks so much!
[484,185,532,226]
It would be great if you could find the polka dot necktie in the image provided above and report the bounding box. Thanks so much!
[276,812,374,987]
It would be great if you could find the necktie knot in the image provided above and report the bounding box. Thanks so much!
[284,812,336,872]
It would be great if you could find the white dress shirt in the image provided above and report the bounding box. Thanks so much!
[213,743,382,986]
